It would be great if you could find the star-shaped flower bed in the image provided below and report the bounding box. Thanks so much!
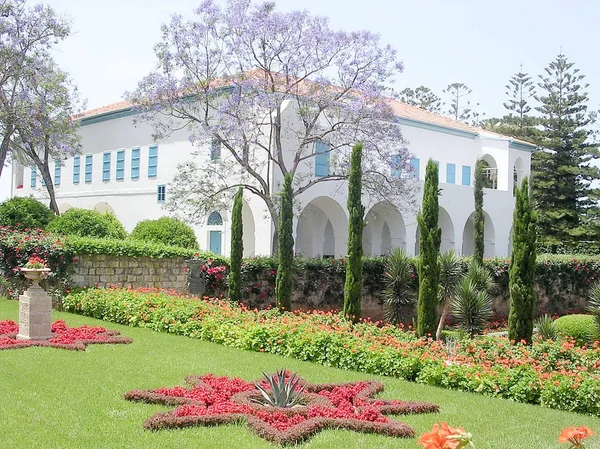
[0,319,132,351]
[124,372,439,445]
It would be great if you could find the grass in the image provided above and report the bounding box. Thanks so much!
[1,298,600,449]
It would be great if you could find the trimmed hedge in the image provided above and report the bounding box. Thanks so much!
[130,217,198,249]
[0,196,55,230]
[47,208,128,240]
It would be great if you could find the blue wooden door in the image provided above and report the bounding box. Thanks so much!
[209,231,222,255]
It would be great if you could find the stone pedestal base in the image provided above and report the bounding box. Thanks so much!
[17,283,53,340]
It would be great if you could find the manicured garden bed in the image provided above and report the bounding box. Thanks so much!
[1,298,600,449]
[62,287,600,418]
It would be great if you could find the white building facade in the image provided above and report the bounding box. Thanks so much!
[9,100,534,259]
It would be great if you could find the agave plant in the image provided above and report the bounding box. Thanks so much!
[534,314,558,341]
[383,248,416,325]
[251,370,304,408]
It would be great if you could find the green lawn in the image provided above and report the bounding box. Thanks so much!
[1,298,599,449]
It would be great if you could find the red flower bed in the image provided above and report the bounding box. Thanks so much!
[124,372,439,445]
[0,319,132,350]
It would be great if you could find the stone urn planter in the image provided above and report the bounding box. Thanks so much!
[17,268,53,341]
[185,259,206,296]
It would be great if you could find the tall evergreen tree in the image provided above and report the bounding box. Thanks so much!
[400,86,443,113]
[532,54,600,248]
[473,159,485,264]
[417,159,441,338]
[343,143,365,323]
[508,177,537,344]
[275,173,294,311]
[228,187,244,302]
[444,83,472,121]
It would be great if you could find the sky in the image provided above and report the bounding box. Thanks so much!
[1,0,599,199]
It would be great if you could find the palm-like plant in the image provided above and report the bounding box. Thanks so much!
[251,370,304,408]
[451,278,492,337]
[588,281,600,331]
[383,248,416,325]
[436,250,463,340]
[534,314,558,342]
[465,262,496,294]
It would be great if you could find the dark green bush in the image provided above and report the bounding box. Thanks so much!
[129,217,198,249]
[0,196,55,229]
[554,314,599,345]
[47,208,127,239]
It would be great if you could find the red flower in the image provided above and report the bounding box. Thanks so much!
[559,426,595,448]
[417,422,470,449]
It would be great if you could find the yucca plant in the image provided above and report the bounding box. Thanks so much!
[535,314,558,341]
[252,370,304,408]
[588,281,600,331]
[465,262,496,294]
[436,250,463,340]
[383,248,416,325]
[451,278,492,337]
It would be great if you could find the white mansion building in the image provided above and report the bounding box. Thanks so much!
[9,99,534,259]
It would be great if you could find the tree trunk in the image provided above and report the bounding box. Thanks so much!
[0,126,14,179]
[436,300,451,341]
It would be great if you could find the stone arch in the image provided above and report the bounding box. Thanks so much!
[461,211,496,258]
[414,206,455,256]
[296,196,348,258]
[362,202,407,256]
[58,203,72,214]
[241,200,255,258]
[481,154,498,189]
[513,157,524,193]
[93,202,114,214]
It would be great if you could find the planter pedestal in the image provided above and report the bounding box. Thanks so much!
[185,259,206,296]
[17,269,53,341]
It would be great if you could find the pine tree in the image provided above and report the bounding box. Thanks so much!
[400,86,443,113]
[228,187,244,302]
[533,54,600,248]
[343,143,365,323]
[417,159,441,338]
[444,83,472,121]
[508,177,537,344]
[473,159,485,264]
[275,173,294,311]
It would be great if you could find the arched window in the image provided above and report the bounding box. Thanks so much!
[207,211,223,226]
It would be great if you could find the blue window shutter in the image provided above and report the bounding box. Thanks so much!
[54,162,61,186]
[85,154,93,183]
[391,154,401,177]
[209,230,222,255]
[410,158,420,179]
[462,165,471,186]
[315,141,330,177]
[157,185,166,203]
[131,148,140,179]
[116,150,125,180]
[446,163,456,184]
[30,167,36,188]
[102,152,111,182]
[73,156,80,184]
[148,145,158,178]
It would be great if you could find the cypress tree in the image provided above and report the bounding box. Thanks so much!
[275,173,294,311]
[473,159,485,265]
[343,143,365,323]
[417,159,441,338]
[508,177,537,344]
[228,187,244,302]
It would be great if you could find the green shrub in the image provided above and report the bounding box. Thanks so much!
[554,314,599,345]
[129,217,198,249]
[47,208,127,239]
[0,196,55,229]
[535,314,558,342]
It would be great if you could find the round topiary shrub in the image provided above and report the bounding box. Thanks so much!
[129,217,198,249]
[46,208,127,239]
[554,314,599,345]
[0,196,55,229]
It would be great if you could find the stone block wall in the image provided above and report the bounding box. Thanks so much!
[70,254,188,293]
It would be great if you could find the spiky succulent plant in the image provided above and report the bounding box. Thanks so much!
[251,370,304,408]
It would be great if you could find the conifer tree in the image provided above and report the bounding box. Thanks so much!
[473,159,485,264]
[228,187,244,302]
[533,54,600,248]
[417,159,441,337]
[508,177,537,344]
[343,143,365,323]
[400,86,443,113]
[275,173,294,311]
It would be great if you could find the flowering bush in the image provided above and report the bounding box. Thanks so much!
[559,426,595,448]
[64,287,600,417]
[23,255,48,269]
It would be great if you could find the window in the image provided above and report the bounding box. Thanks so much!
[207,211,223,225]
[446,163,456,184]
[54,161,61,186]
[73,156,80,184]
[210,140,221,161]
[148,145,158,178]
[131,148,140,179]
[157,184,166,203]
[391,154,402,177]
[116,150,125,180]
[103,152,111,182]
[85,154,93,183]
[462,165,471,186]
[410,157,420,180]
[315,140,330,177]
[30,167,36,188]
